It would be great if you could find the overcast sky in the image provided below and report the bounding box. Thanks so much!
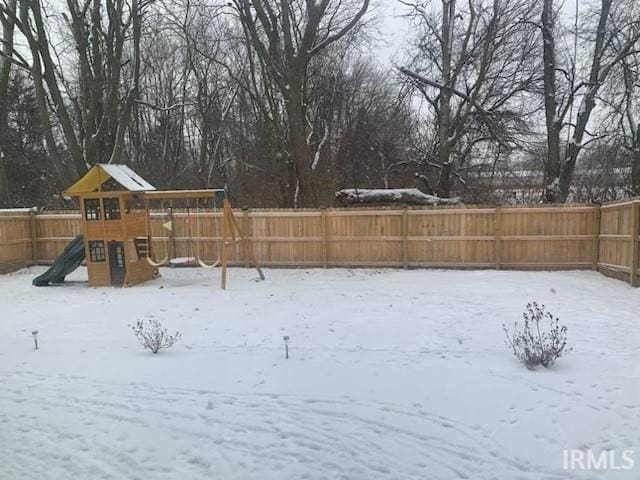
[374,0,578,66]
[376,2,411,65]
[36,0,578,68]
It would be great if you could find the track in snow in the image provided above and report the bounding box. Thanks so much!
[0,370,567,480]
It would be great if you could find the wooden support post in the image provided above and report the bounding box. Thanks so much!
[224,201,236,242]
[226,201,264,280]
[321,208,328,268]
[243,207,251,268]
[120,195,130,287]
[401,208,409,269]
[144,200,151,257]
[218,199,264,289]
[220,205,228,290]
[29,208,38,265]
[495,206,502,270]
[630,201,639,287]
[592,205,601,271]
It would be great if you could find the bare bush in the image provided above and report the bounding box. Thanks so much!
[131,319,181,354]
[503,303,571,370]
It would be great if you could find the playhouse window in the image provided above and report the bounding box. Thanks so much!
[103,197,121,220]
[88,241,106,262]
[84,199,101,221]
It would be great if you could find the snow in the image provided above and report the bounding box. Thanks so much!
[99,164,156,192]
[335,188,461,205]
[1,267,639,479]
[311,125,329,172]
[0,207,36,213]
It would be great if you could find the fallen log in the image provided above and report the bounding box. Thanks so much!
[335,188,461,206]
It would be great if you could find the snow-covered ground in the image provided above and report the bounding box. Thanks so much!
[1,267,638,479]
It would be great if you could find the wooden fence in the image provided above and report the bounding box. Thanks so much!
[597,200,640,285]
[1,200,639,285]
[0,209,36,274]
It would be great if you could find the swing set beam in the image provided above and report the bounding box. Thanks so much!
[141,189,223,200]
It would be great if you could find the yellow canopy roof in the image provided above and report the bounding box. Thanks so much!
[64,164,156,195]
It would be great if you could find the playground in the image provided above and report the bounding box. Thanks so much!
[1,266,638,479]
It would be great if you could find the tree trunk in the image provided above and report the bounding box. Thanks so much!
[275,145,295,208]
[436,162,452,198]
[541,0,561,203]
[31,54,71,184]
[632,147,640,196]
[0,0,17,206]
[435,0,455,199]
[556,0,613,202]
[558,97,597,202]
[285,83,316,207]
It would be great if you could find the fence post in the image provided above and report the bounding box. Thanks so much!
[29,207,38,265]
[243,207,251,268]
[321,207,328,268]
[592,205,601,271]
[494,206,502,270]
[630,201,639,287]
[401,208,409,269]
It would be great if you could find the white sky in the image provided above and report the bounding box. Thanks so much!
[18,0,582,72]
[375,0,579,66]
[376,2,411,65]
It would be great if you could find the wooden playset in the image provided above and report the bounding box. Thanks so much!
[63,164,264,289]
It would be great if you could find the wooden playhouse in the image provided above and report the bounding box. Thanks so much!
[64,164,159,287]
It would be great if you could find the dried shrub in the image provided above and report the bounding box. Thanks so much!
[131,318,181,354]
[503,302,571,369]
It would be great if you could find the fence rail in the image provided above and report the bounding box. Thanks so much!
[1,200,639,285]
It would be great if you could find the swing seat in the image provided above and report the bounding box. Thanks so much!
[169,256,198,267]
[145,256,169,267]
[197,257,221,269]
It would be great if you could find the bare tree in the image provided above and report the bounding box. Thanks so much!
[64,0,145,166]
[600,48,640,196]
[1,0,72,183]
[541,0,640,202]
[399,0,540,199]
[232,0,370,207]
[1,0,146,180]
[328,60,415,192]
[620,54,640,195]
[0,0,16,205]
